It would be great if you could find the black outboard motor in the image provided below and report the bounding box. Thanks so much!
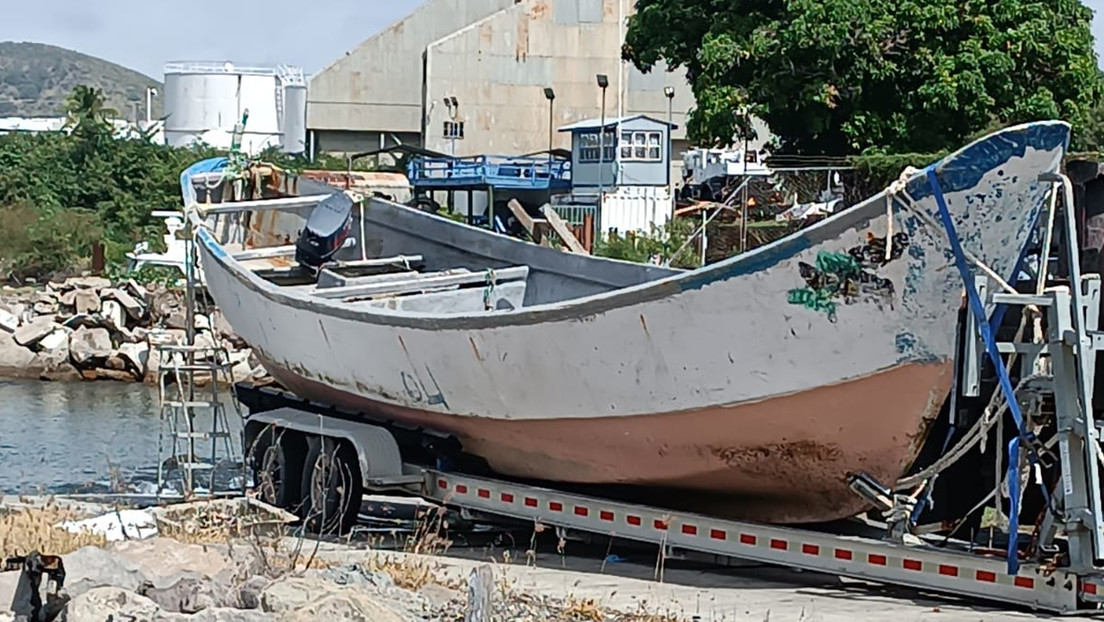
[295,192,355,272]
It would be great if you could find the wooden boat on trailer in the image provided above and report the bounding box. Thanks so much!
[185,122,1071,524]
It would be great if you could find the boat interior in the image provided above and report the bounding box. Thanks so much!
[188,164,681,313]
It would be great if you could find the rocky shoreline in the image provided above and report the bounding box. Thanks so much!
[0,496,676,622]
[0,277,266,385]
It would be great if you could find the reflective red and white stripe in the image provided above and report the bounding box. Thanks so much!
[430,474,1078,611]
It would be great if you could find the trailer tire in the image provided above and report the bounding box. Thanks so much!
[250,426,307,515]
[300,437,363,535]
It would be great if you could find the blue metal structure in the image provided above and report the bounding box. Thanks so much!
[407,155,571,191]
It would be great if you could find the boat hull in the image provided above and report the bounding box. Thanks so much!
[258,352,952,523]
[192,121,1070,524]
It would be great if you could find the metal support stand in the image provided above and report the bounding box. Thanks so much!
[964,173,1104,573]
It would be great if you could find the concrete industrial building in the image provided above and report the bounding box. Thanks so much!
[307,0,701,165]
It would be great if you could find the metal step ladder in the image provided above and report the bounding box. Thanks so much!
[153,339,240,500]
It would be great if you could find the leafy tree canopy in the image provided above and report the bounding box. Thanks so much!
[624,0,1104,154]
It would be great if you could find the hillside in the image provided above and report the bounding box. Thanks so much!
[0,41,163,119]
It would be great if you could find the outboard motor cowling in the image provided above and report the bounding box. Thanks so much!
[295,192,355,272]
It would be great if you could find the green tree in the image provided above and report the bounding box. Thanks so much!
[624,0,1104,154]
[63,84,118,144]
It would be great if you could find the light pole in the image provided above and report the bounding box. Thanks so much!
[543,87,555,162]
[596,74,609,238]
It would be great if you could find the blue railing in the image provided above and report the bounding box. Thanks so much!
[408,155,572,191]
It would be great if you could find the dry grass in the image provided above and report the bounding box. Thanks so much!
[358,505,685,620]
[0,499,106,558]
[365,551,441,591]
[618,601,683,622]
[363,504,452,590]
[254,536,334,577]
[564,595,606,621]
[153,498,295,545]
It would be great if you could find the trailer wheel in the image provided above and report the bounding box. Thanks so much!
[300,437,363,535]
[250,426,306,514]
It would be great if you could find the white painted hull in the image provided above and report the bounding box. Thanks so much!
[193,122,1070,523]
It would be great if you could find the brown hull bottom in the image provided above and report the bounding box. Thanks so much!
[259,356,953,524]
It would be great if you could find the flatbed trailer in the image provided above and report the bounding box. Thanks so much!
[230,173,1104,615]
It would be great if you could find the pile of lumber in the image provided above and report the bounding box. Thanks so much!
[506,200,593,254]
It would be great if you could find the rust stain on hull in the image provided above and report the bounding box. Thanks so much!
[258,354,952,524]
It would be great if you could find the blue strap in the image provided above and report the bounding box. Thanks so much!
[925,167,1028,575]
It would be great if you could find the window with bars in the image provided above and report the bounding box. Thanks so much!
[578,130,616,163]
[443,121,465,139]
[619,131,663,161]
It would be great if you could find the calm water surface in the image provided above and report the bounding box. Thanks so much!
[0,378,243,495]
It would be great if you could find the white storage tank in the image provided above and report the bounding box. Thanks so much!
[281,83,308,154]
[163,61,307,156]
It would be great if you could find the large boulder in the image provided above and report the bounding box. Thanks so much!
[110,538,229,588]
[0,307,17,333]
[69,326,113,368]
[32,330,81,382]
[63,546,149,597]
[30,290,56,306]
[283,591,408,622]
[31,299,58,315]
[153,608,273,622]
[234,575,271,610]
[73,289,100,315]
[64,586,159,622]
[139,576,225,614]
[212,540,267,586]
[13,315,57,347]
[0,333,36,378]
[116,342,150,376]
[0,570,18,614]
[125,279,149,303]
[103,287,145,320]
[165,311,188,330]
[102,299,124,329]
[261,577,406,622]
[63,276,111,291]
[58,289,79,308]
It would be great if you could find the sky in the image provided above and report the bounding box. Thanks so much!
[1,0,1104,80]
[0,0,423,79]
